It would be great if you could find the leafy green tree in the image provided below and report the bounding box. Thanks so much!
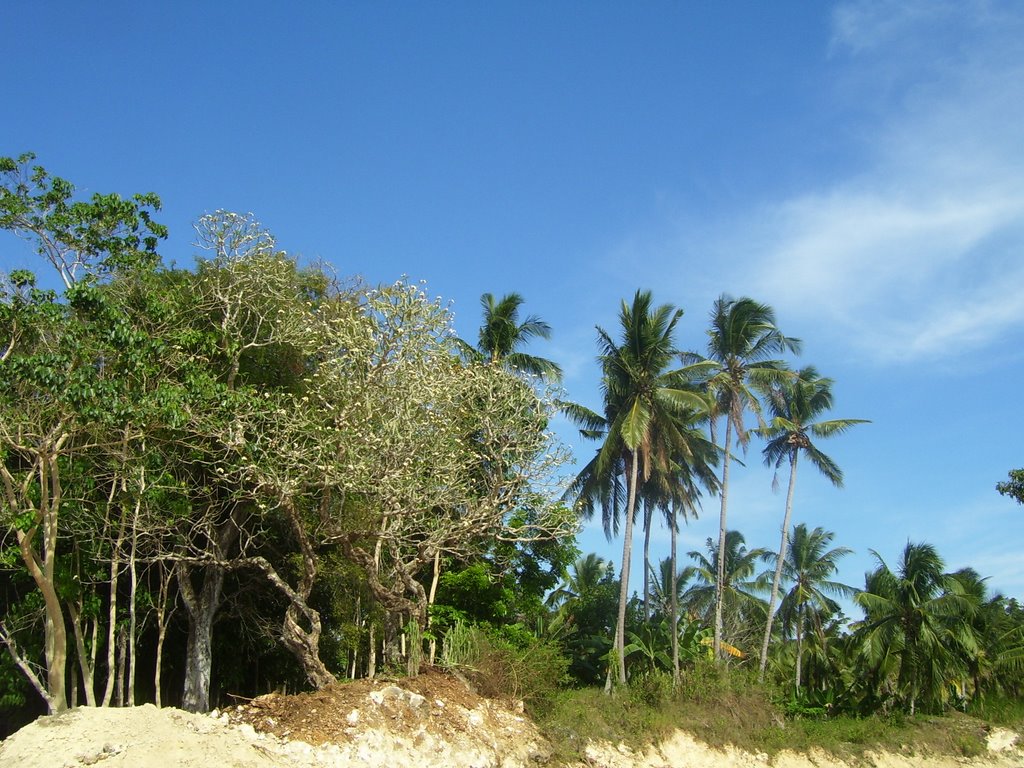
[683,295,799,660]
[855,542,979,714]
[547,553,614,610]
[774,524,854,693]
[548,555,619,685]
[947,568,1024,703]
[682,530,771,656]
[755,367,867,677]
[567,291,706,685]
[1,152,166,289]
[1,156,169,713]
[996,469,1024,505]
[458,292,562,380]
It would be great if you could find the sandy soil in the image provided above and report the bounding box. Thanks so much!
[1,669,1020,768]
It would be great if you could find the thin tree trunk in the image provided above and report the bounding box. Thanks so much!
[102,494,127,708]
[713,418,732,662]
[115,624,127,707]
[367,524,386,680]
[670,501,680,684]
[367,621,377,680]
[153,563,175,708]
[642,501,652,623]
[614,452,639,687]
[427,549,441,665]
[0,622,56,712]
[127,470,143,706]
[67,600,98,706]
[759,450,799,679]
[795,602,804,693]
[349,596,361,679]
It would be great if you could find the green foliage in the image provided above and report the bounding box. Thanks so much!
[1,152,167,286]
[435,563,511,626]
[440,620,568,712]
[996,468,1024,505]
[627,669,674,707]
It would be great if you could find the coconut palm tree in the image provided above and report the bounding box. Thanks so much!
[774,524,855,692]
[855,542,979,714]
[683,295,800,660]
[458,292,562,380]
[638,409,719,624]
[546,553,615,610]
[682,530,772,655]
[756,367,868,677]
[566,290,707,685]
[640,414,719,679]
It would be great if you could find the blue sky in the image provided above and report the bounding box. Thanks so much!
[5,1,1024,614]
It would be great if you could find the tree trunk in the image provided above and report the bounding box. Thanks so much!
[759,450,799,679]
[670,500,680,684]
[642,502,652,623]
[275,499,336,689]
[153,563,175,708]
[349,596,361,679]
[67,600,98,706]
[101,487,127,707]
[367,525,386,680]
[427,549,441,665]
[1,438,71,712]
[115,624,127,707]
[713,418,732,662]
[795,602,804,694]
[16,526,68,713]
[1,622,56,712]
[614,451,639,687]
[367,621,377,680]
[178,563,225,713]
[127,473,143,706]
[282,604,335,689]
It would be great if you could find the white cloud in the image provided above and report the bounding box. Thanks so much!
[730,1,1024,363]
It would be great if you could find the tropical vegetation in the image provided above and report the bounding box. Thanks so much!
[2,154,1023,745]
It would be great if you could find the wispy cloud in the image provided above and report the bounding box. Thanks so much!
[731,1,1024,363]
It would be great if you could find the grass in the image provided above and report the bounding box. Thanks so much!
[530,666,1022,765]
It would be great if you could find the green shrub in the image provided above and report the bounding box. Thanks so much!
[629,670,674,708]
[440,620,569,714]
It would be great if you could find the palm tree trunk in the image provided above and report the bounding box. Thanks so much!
[795,602,804,693]
[670,500,680,684]
[759,450,799,679]
[642,501,652,622]
[713,417,732,661]
[615,451,639,687]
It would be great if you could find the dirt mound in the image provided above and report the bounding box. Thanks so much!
[225,667,505,747]
[0,668,550,768]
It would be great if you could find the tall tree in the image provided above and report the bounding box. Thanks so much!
[567,290,706,685]
[682,530,771,655]
[855,542,979,714]
[774,524,854,692]
[0,155,167,714]
[458,292,562,381]
[641,411,719,679]
[755,367,867,677]
[683,295,799,660]
[546,553,614,610]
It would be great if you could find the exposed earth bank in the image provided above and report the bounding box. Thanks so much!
[1,670,1020,768]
